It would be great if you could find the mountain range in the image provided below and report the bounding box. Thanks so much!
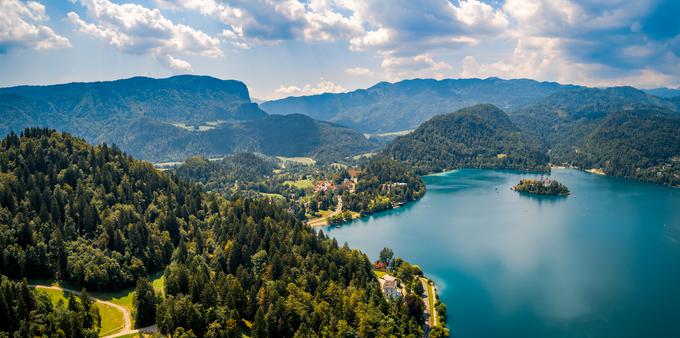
[262,77,579,133]
[0,76,375,162]
[381,86,679,185]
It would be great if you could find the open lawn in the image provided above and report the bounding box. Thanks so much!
[284,179,314,189]
[37,287,126,337]
[259,192,285,199]
[30,271,164,331]
[277,156,316,166]
[373,270,387,278]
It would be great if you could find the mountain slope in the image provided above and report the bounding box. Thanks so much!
[0,76,375,162]
[383,104,549,174]
[509,86,680,185]
[0,75,267,140]
[643,87,680,98]
[551,111,680,186]
[0,128,433,337]
[510,86,678,146]
[262,77,577,133]
[104,113,376,162]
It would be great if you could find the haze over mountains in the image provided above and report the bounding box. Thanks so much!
[0,75,375,162]
[262,78,580,133]
[380,86,680,185]
[1,74,679,186]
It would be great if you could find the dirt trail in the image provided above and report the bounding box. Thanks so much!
[29,284,157,338]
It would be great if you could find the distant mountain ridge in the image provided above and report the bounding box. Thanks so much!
[0,75,376,162]
[379,85,679,185]
[643,87,680,98]
[262,77,579,133]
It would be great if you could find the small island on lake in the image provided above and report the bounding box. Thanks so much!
[512,178,571,196]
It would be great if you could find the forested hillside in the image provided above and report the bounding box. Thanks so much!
[106,113,376,162]
[262,77,576,133]
[510,86,677,146]
[0,76,376,162]
[550,112,680,186]
[383,104,549,174]
[510,87,680,185]
[0,277,101,337]
[0,75,265,140]
[0,128,434,337]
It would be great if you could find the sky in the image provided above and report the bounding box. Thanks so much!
[1,0,679,100]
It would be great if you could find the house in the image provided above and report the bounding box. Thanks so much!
[315,181,337,193]
[373,261,387,270]
[379,274,402,299]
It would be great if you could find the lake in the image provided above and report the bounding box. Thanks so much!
[325,169,680,338]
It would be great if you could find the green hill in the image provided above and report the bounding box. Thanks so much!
[0,76,376,162]
[383,104,549,174]
[510,86,680,185]
[0,128,433,337]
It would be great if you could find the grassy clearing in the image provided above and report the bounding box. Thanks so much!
[276,156,316,165]
[284,179,314,189]
[37,287,125,337]
[363,130,413,139]
[373,270,387,278]
[259,192,285,199]
[352,152,376,160]
[32,271,165,331]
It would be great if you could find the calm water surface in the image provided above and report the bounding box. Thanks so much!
[325,169,680,338]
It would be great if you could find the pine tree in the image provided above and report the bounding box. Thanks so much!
[133,277,158,327]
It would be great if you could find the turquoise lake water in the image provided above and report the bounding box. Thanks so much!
[325,169,680,337]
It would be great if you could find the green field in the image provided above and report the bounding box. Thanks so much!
[259,192,285,199]
[276,156,316,165]
[37,287,125,337]
[284,179,314,189]
[31,271,164,332]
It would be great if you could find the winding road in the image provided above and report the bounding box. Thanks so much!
[29,284,156,338]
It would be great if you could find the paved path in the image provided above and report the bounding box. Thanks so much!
[420,277,438,333]
[29,284,157,338]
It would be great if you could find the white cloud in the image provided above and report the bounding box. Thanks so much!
[459,0,680,88]
[156,0,362,49]
[382,54,452,81]
[0,0,71,53]
[272,79,346,98]
[345,67,374,76]
[162,55,192,72]
[68,0,222,71]
[348,0,508,56]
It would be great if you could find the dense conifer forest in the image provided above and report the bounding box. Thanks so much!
[0,128,436,337]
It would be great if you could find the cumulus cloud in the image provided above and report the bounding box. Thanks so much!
[273,79,346,98]
[348,0,507,56]
[345,67,374,76]
[155,0,362,49]
[382,54,452,81]
[68,0,222,71]
[162,55,193,72]
[459,0,680,88]
[0,0,71,53]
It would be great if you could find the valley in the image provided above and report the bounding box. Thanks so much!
[0,75,679,338]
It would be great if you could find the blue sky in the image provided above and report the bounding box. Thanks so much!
[1,0,679,99]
